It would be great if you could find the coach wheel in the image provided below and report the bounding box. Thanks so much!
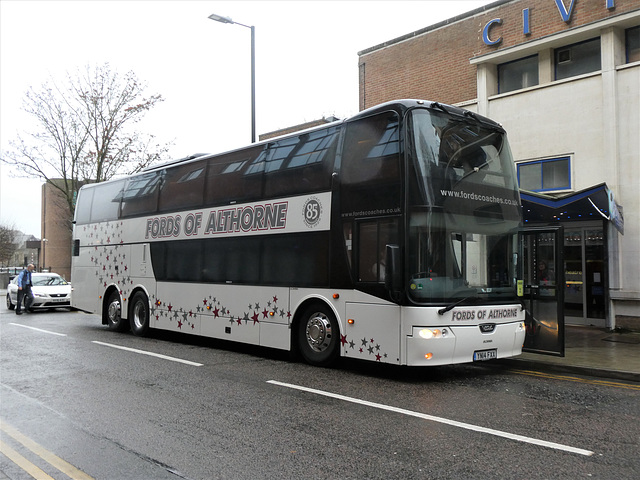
[6,294,15,310]
[106,291,128,332]
[297,304,340,367]
[130,292,150,337]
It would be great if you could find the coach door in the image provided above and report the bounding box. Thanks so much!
[521,227,565,356]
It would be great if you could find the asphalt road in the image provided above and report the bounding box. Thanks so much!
[1,307,639,480]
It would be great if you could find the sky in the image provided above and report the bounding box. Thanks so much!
[0,0,496,237]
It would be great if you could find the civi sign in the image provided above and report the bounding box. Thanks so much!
[483,0,617,45]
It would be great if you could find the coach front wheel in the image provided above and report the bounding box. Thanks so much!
[130,292,150,337]
[297,304,340,367]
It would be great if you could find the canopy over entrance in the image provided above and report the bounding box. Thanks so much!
[520,183,624,234]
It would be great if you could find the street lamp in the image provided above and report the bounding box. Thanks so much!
[208,13,256,143]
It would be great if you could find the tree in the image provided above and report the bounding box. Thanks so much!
[0,224,17,267]
[1,63,171,227]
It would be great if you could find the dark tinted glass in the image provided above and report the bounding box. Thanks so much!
[121,172,162,217]
[150,232,329,287]
[165,240,202,282]
[264,126,339,198]
[262,233,329,286]
[340,111,402,217]
[204,145,266,206]
[158,160,206,212]
[342,112,400,185]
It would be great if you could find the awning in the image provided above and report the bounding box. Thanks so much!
[520,183,624,234]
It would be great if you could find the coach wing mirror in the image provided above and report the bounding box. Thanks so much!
[385,244,403,294]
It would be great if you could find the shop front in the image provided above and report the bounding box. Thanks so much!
[521,184,623,329]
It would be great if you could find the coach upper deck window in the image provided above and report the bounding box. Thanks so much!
[555,38,601,81]
[498,55,538,94]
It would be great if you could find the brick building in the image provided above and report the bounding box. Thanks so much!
[358,0,639,329]
[41,181,73,280]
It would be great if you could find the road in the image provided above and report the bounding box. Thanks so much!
[1,307,639,479]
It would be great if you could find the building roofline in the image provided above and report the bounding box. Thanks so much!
[357,0,511,57]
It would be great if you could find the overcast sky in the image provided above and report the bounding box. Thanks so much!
[0,0,495,237]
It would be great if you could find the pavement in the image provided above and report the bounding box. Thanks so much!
[500,324,640,383]
[2,288,638,382]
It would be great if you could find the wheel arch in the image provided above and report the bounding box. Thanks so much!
[101,285,121,325]
[290,295,342,357]
[126,285,152,319]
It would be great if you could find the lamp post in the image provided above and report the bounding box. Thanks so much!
[208,13,256,143]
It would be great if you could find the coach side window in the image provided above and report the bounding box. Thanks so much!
[340,111,402,217]
[121,171,162,218]
[341,112,400,186]
[89,179,126,223]
[158,160,206,212]
[74,188,94,225]
[264,126,339,198]
[204,145,265,206]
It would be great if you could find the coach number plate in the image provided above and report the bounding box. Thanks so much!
[473,349,497,361]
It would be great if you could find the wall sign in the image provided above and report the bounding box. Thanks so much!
[482,0,617,46]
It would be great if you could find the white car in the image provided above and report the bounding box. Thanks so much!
[6,273,72,311]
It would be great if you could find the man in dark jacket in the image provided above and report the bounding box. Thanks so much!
[16,264,35,315]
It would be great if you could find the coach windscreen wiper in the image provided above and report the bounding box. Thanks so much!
[437,295,484,315]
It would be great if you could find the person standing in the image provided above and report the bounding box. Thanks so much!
[16,263,35,315]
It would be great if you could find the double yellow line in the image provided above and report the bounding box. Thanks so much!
[0,420,94,480]
[510,369,640,391]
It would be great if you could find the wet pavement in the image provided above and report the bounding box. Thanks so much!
[501,324,640,382]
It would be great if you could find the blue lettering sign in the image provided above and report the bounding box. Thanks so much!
[555,0,576,23]
[482,18,503,46]
[523,8,530,35]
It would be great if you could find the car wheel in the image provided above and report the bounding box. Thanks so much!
[297,304,340,367]
[129,292,150,337]
[6,294,14,310]
[106,291,129,332]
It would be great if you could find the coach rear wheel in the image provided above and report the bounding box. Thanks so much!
[297,304,340,367]
[106,291,128,332]
[130,292,150,337]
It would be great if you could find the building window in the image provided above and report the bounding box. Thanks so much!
[555,38,601,80]
[517,157,571,192]
[626,26,640,63]
[498,55,539,93]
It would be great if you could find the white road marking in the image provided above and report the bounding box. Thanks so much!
[267,380,594,456]
[92,341,203,366]
[9,323,67,337]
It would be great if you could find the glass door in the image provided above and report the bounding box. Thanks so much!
[564,226,606,326]
[521,227,565,356]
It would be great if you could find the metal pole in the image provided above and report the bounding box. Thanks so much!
[250,25,256,143]
[208,14,256,143]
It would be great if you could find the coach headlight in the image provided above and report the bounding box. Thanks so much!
[418,328,447,339]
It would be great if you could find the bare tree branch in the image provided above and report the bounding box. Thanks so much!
[1,63,172,225]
